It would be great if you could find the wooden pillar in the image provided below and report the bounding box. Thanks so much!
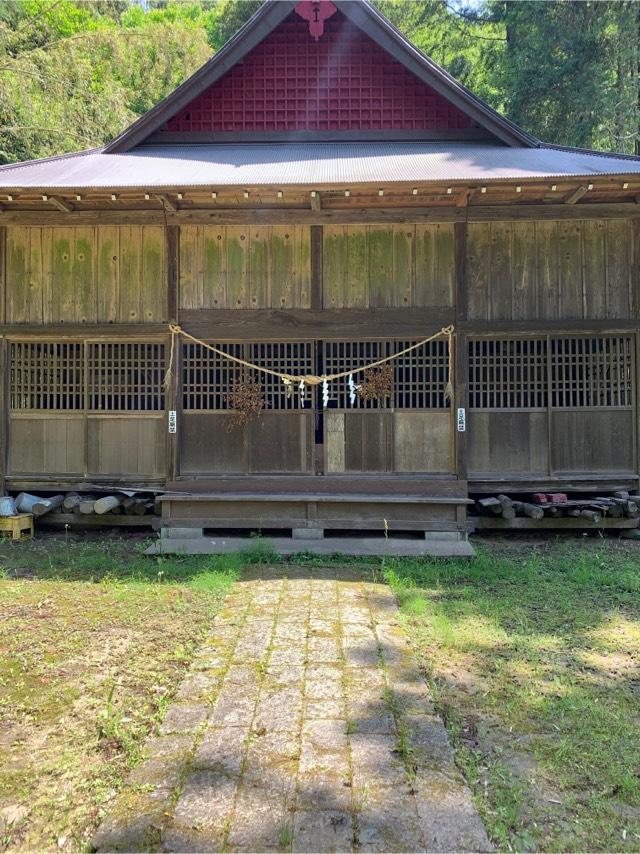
[166,224,179,323]
[454,220,468,481]
[0,337,6,494]
[166,225,180,482]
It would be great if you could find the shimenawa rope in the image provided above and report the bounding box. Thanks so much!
[164,322,455,399]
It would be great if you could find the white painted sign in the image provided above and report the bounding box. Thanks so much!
[457,407,466,432]
[168,410,177,434]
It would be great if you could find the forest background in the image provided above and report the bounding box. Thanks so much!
[0,0,638,165]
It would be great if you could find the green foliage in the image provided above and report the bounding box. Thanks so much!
[0,0,638,164]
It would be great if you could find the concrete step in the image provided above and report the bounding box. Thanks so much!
[146,535,475,558]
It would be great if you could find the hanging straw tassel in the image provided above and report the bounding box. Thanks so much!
[444,327,454,402]
[163,325,177,393]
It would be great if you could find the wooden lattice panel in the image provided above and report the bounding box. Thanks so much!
[551,336,633,408]
[182,342,315,410]
[10,342,84,410]
[163,12,471,133]
[468,338,547,409]
[322,340,449,410]
[88,343,165,411]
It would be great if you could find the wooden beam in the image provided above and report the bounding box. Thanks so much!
[49,195,73,213]
[155,193,178,213]
[1,202,640,227]
[564,185,589,205]
[310,192,321,212]
[178,307,455,341]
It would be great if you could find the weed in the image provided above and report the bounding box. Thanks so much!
[277,820,293,850]
[237,535,281,565]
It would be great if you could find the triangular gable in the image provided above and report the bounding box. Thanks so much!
[105,0,536,152]
[160,9,472,136]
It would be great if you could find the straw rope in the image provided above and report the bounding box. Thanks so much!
[165,322,455,398]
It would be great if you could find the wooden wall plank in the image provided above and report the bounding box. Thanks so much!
[141,226,166,322]
[204,227,226,308]
[605,219,632,319]
[558,220,583,320]
[466,223,490,320]
[9,415,85,474]
[87,416,166,477]
[249,225,269,309]
[73,226,97,323]
[368,227,394,308]
[97,226,119,322]
[6,227,28,323]
[551,410,634,473]
[392,225,412,307]
[512,222,537,320]
[347,226,368,307]
[582,219,606,318]
[489,222,512,321]
[434,223,455,306]
[536,220,559,320]
[394,412,452,472]
[325,412,346,473]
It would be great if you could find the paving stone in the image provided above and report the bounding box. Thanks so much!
[193,725,249,775]
[175,672,222,703]
[243,729,300,795]
[144,734,194,760]
[296,771,352,811]
[225,664,262,688]
[172,769,237,834]
[208,689,257,727]
[93,790,170,852]
[355,783,426,853]
[349,733,408,788]
[305,697,346,719]
[414,770,494,852]
[292,810,354,853]
[265,664,305,688]
[128,754,186,790]
[226,784,293,852]
[307,635,342,663]
[159,704,209,735]
[253,687,303,732]
[268,645,307,667]
[299,720,349,775]
[406,714,456,769]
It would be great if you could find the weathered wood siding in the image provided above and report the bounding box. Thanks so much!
[325,411,453,474]
[180,412,313,474]
[5,226,166,323]
[179,225,311,309]
[466,219,635,320]
[323,224,454,308]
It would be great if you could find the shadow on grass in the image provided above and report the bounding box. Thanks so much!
[382,544,640,850]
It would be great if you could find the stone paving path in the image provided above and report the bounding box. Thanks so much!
[94,568,491,853]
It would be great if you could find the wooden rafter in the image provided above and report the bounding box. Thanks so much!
[155,193,178,212]
[49,196,73,213]
[564,185,589,205]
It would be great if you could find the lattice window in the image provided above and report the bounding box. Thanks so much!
[551,336,633,408]
[88,343,165,411]
[182,342,314,410]
[10,342,84,410]
[322,339,450,410]
[468,339,547,409]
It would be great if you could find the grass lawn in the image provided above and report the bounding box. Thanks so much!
[384,536,640,852]
[0,533,239,852]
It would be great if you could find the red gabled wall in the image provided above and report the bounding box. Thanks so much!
[162,10,472,134]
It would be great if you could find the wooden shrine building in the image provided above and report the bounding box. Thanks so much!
[1,0,640,551]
